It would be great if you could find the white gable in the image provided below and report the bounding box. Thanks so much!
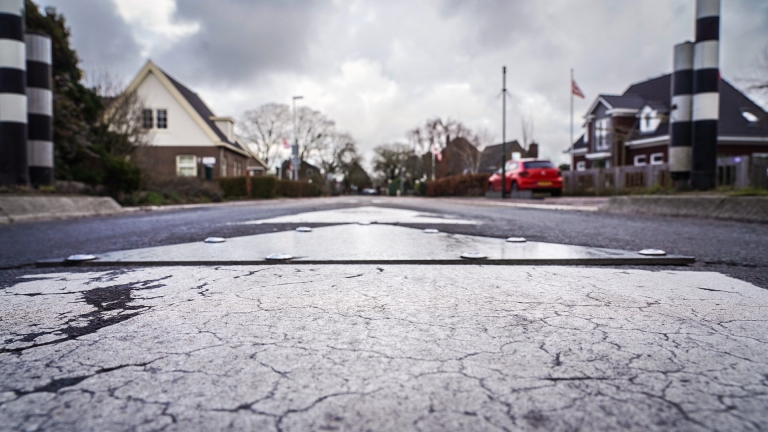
[135,71,214,147]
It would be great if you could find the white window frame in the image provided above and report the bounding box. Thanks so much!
[142,109,153,129]
[221,156,228,177]
[650,152,664,165]
[634,155,647,166]
[594,118,611,151]
[156,109,168,129]
[176,155,197,177]
[576,161,586,171]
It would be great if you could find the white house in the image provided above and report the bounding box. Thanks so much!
[125,60,266,179]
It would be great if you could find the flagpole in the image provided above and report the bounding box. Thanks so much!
[570,68,574,172]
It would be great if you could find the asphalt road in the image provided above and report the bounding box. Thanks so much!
[2,196,767,288]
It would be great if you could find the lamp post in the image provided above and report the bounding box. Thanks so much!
[292,95,303,181]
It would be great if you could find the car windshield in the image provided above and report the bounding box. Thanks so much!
[523,161,555,169]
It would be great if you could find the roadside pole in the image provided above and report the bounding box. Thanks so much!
[292,95,303,181]
[501,66,507,198]
[570,68,574,172]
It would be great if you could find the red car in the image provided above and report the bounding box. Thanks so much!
[487,159,563,196]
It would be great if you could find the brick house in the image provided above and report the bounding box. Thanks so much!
[568,74,768,170]
[125,60,267,180]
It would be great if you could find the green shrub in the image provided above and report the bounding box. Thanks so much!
[146,192,165,205]
[138,177,223,205]
[251,176,277,198]
[275,179,322,197]
[426,174,490,197]
[103,157,141,198]
[218,177,248,198]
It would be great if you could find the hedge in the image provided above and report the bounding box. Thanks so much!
[425,173,490,197]
[218,176,322,199]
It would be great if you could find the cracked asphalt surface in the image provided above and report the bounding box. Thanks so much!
[1,196,768,430]
[2,266,767,431]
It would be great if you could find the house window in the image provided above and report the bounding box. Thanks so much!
[233,161,242,177]
[634,155,647,166]
[157,109,168,129]
[142,109,153,129]
[594,118,611,151]
[176,155,197,177]
[650,153,664,165]
[221,156,228,177]
[576,161,586,171]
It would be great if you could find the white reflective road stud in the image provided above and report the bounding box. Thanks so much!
[639,249,667,256]
[506,237,527,243]
[424,229,439,234]
[296,227,312,232]
[266,253,293,261]
[461,252,487,259]
[204,237,225,243]
[66,254,97,262]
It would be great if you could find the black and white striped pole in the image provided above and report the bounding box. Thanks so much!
[0,0,28,186]
[26,31,53,186]
[669,41,694,190]
[691,0,720,191]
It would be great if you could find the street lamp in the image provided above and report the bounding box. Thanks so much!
[292,95,303,181]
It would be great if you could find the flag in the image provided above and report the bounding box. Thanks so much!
[571,79,585,99]
[433,144,443,162]
[282,138,291,149]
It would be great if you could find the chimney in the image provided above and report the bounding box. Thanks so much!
[690,0,720,190]
[211,116,235,142]
[26,32,53,186]
[0,0,29,186]
[669,41,694,189]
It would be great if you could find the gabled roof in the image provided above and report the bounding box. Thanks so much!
[563,135,586,154]
[639,100,669,113]
[601,95,646,110]
[478,140,524,173]
[623,74,671,102]
[124,60,251,157]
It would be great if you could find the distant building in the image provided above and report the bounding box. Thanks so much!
[426,138,540,178]
[125,60,266,180]
[279,159,323,183]
[478,140,538,174]
[566,74,768,171]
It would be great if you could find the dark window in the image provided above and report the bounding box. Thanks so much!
[157,109,168,129]
[523,161,555,169]
[142,109,153,129]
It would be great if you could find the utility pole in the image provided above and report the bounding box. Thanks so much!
[570,68,574,171]
[501,66,507,198]
[292,95,303,181]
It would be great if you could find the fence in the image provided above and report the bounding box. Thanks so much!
[563,156,768,195]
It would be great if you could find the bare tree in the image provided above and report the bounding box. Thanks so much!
[408,117,473,154]
[97,90,151,158]
[372,143,415,180]
[455,128,494,174]
[296,107,335,161]
[317,132,359,184]
[239,103,291,167]
[745,46,768,107]
[521,113,534,151]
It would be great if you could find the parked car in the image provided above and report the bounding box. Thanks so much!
[362,188,379,195]
[487,159,563,196]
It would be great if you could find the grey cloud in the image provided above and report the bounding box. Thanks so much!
[157,0,326,86]
[42,0,142,82]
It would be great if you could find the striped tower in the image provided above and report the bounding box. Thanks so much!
[0,0,28,186]
[669,42,694,190]
[26,31,53,186]
[690,0,720,191]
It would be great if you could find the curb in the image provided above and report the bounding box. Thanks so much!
[0,196,123,224]
[600,195,768,223]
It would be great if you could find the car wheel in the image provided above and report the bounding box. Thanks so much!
[551,189,562,197]
[511,182,519,193]
[488,182,495,192]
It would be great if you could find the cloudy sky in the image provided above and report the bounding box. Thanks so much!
[40,0,768,164]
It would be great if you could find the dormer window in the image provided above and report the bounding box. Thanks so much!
[638,105,660,134]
